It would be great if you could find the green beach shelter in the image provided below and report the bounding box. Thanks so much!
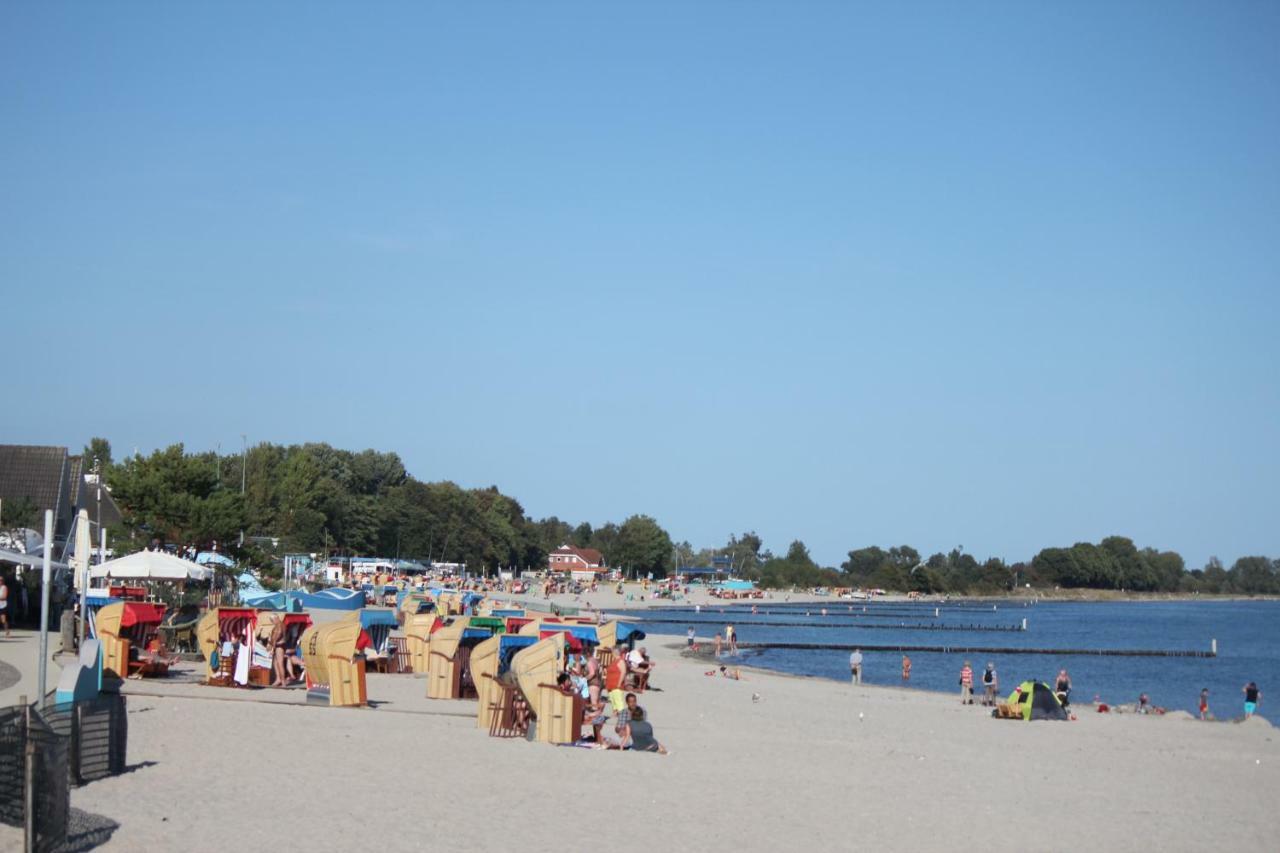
[1007,681,1070,721]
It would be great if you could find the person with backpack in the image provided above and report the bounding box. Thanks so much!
[981,662,998,706]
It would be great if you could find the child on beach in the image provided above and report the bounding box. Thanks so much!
[901,655,911,680]
[1199,688,1210,720]
[959,661,973,705]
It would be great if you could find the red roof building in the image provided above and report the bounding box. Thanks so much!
[548,545,605,573]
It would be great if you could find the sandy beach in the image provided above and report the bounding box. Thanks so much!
[3,601,1276,853]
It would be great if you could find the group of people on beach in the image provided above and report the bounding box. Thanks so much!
[544,643,667,752]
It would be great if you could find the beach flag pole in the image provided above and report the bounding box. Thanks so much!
[37,510,52,703]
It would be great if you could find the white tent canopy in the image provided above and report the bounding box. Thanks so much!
[0,548,70,571]
[90,550,213,581]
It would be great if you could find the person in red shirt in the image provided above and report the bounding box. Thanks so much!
[605,647,629,712]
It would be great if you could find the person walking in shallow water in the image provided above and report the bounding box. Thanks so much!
[901,654,911,681]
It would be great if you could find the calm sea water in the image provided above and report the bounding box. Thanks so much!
[622,600,1279,717]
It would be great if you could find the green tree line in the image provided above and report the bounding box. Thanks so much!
[85,437,1278,594]
[96,439,674,579]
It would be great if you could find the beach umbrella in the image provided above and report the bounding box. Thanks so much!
[90,550,213,581]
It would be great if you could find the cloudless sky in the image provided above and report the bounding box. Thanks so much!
[2,2,1277,569]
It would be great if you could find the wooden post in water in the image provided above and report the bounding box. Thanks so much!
[1022,618,1027,631]
[1212,638,1217,655]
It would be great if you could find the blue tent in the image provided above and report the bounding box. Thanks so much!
[293,588,365,611]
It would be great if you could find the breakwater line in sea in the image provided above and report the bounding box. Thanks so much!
[734,642,1216,657]
[640,618,1026,632]
[649,606,1006,617]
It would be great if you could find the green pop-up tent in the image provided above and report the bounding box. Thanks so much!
[1007,681,1070,721]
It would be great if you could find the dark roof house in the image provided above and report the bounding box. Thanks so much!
[0,445,123,546]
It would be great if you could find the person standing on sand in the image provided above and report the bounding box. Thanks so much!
[1243,682,1261,718]
[849,649,863,684]
[1055,669,1072,708]
[1199,688,1210,720]
[901,655,911,680]
[0,572,10,637]
[605,647,629,713]
[959,661,973,705]
[982,662,998,707]
[714,633,723,657]
[686,626,695,648]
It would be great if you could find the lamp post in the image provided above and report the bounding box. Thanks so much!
[239,435,247,546]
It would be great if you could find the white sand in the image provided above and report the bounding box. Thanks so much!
[3,630,1276,853]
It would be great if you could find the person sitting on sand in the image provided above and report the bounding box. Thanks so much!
[625,707,669,754]
[615,692,640,745]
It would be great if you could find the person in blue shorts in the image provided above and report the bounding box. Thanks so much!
[1243,681,1261,718]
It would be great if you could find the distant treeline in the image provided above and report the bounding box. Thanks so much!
[81,439,674,579]
[49,438,1279,595]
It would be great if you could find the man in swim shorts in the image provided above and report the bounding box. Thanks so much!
[1243,681,1261,718]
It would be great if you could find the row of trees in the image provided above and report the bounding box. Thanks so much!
[82,438,1278,594]
[98,440,674,579]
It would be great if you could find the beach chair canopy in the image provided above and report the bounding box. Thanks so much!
[468,616,506,633]
[616,623,647,643]
[490,609,523,618]
[539,624,598,643]
[359,610,399,629]
[461,627,493,641]
[1008,681,1069,721]
[117,602,166,628]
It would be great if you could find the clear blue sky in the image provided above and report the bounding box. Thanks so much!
[3,3,1277,569]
